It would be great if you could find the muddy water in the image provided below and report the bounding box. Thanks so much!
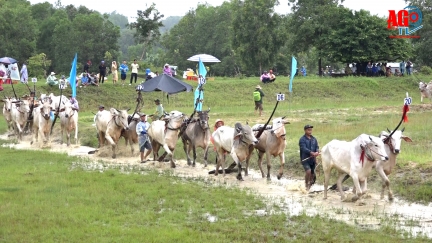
[1,133,431,238]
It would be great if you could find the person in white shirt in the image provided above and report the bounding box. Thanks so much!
[136,113,152,163]
[130,59,139,85]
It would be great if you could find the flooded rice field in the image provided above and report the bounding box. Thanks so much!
[2,132,432,238]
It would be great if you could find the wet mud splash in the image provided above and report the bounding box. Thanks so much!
[1,132,431,238]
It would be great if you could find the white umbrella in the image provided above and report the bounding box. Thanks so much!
[187,54,221,63]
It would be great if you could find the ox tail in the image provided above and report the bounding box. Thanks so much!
[162,144,173,155]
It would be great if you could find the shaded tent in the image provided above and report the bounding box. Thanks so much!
[138,74,193,94]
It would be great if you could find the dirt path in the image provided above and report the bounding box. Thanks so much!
[2,132,432,238]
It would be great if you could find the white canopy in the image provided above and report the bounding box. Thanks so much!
[187,54,221,63]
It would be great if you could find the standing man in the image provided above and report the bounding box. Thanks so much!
[98,61,107,84]
[406,60,412,75]
[119,60,129,86]
[399,60,406,76]
[253,85,264,117]
[84,60,91,73]
[153,99,164,120]
[136,113,152,163]
[299,124,319,191]
[20,62,28,83]
[130,59,139,85]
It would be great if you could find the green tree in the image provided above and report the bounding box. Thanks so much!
[288,0,344,75]
[27,53,52,78]
[128,3,164,60]
[0,0,38,64]
[161,2,242,76]
[231,0,287,74]
[405,0,432,66]
[108,11,129,29]
[323,8,412,63]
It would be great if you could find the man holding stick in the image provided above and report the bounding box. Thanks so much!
[299,124,319,191]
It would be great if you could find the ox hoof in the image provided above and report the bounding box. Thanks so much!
[192,164,196,167]
[236,175,244,181]
[277,174,282,180]
[30,141,33,145]
[351,196,359,202]
[112,155,117,159]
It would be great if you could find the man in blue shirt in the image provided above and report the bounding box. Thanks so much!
[119,60,129,86]
[136,113,152,163]
[299,124,319,190]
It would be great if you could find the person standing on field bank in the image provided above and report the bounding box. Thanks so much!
[136,113,152,163]
[130,59,139,85]
[119,60,128,86]
[83,60,91,73]
[299,125,320,191]
[111,61,118,84]
[253,85,264,117]
[406,60,412,75]
[399,60,406,75]
[98,61,107,84]
[20,62,28,83]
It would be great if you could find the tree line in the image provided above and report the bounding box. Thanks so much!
[0,0,429,77]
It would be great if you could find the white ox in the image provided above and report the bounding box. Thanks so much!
[59,101,79,146]
[419,81,432,103]
[10,99,30,141]
[95,108,130,158]
[322,134,389,201]
[212,122,258,180]
[375,128,412,200]
[147,110,185,168]
[31,99,53,145]
[1,96,15,131]
[248,117,290,180]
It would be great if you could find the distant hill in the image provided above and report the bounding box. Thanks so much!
[160,16,182,34]
[108,13,182,34]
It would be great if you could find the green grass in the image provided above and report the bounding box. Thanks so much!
[2,75,432,202]
[0,147,429,242]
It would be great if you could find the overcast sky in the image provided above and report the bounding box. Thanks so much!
[28,0,408,22]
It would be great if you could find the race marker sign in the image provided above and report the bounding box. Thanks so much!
[31,77,37,83]
[276,93,285,101]
[404,97,412,105]
[404,92,412,105]
[59,80,66,90]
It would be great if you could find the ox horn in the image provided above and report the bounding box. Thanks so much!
[246,121,249,125]
[282,116,286,119]
[207,107,210,112]
[387,128,391,133]
[369,136,373,141]
[401,127,405,132]
[126,108,131,111]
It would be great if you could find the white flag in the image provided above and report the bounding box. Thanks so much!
[8,63,20,80]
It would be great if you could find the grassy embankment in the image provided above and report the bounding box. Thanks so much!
[1,75,432,202]
[0,144,430,242]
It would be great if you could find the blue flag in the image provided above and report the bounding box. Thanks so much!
[198,57,207,78]
[194,86,204,111]
[289,56,297,92]
[69,53,78,97]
